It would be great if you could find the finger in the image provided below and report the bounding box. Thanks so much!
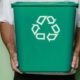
[13,67,22,74]
[11,53,18,67]
[14,59,18,67]
[13,57,18,67]
[11,59,22,74]
[75,56,79,68]
[72,54,79,69]
[72,47,80,69]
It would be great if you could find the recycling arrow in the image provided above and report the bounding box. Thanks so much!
[47,33,58,42]
[51,24,60,34]
[36,33,45,40]
[36,16,47,25]
[31,24,40,35]
[47,16,56,24]
[31,16,60,42]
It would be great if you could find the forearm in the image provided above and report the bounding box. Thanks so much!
[75,27,80,53]
[75,27,80,45]
[0,22,16,55]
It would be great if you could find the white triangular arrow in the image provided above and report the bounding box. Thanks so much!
[31,24,40,35]
[51,24,60,34]
[36,33,45,40]
[36,16,47,25]
[47,33,58,42]
[47,16,56,24]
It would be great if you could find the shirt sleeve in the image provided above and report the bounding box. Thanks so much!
[77,2,80,28]
[0,0,14,25]
[0,0,5,22]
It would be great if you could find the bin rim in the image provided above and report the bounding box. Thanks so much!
[12,2,78,7]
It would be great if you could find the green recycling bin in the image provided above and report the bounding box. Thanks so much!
[12,2,78,73]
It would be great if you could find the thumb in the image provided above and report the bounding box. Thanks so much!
[72,52,79,69]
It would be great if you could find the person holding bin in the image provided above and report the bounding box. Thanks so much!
[0,0,80,80]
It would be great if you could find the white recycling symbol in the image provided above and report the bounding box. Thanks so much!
[31,16,60,42]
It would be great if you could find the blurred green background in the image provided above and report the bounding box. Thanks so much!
[0,35,14,80]
[0,34,80,80]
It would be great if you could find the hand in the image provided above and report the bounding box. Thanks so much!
[10,52,22,74]
[72,46,80,69]
[72,28,80,69]
[8,43,22,74]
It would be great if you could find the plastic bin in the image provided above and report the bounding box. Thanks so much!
[12,2,78,73]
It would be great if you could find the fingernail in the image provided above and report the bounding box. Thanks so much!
[16,63,18,67]
[72,64,74,68]
[72,63,76,69]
